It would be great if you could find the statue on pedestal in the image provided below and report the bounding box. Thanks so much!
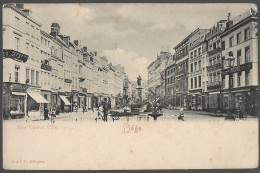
[137,75,142,86]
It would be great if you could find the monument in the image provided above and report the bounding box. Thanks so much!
[136,75,143,103]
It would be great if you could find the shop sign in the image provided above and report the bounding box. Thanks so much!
[207,81,221,89]
[41,63,52,71]
[3,49,28,62]
[222,62,252,75]
[9,83,28,92]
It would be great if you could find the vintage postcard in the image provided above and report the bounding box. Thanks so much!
[2,3,259,170]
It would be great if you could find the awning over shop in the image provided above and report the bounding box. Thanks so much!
[12,92,26,96]
[60,95,71,105]
[27,92,49,103]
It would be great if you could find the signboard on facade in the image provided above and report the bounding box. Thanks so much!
[222,62,252,75]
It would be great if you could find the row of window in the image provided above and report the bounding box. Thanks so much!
[190,46,202,59]
[190,60,202,72]
[222,70,250,89]
[25,67,39,85]
[15,16,40,41]
[228,27,250,48]
[190,76,202,89]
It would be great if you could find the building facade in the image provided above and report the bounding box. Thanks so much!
[3,3,130,119]
[220,9,258,115]
[188,28,209,111]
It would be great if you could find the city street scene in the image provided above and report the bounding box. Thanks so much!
[2,3,259,170]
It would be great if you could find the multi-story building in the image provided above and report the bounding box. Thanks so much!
[173,35,190,109]
[2,4,46,119]
[2,3,130,119]
[205,20,227,112]
[147,51,170,102]
[163,54,175,107]
[147,61,156,101]
[220,9,258,115]
[188,28,209,110]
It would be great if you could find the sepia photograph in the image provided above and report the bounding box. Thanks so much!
[2,2,259,170]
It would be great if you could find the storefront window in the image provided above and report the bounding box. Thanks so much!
[10,96,24,113]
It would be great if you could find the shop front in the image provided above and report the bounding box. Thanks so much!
[78,95,85,112]
[71,90,79,112]
[3,82,28,119]
[27,91,49,117]
[59,94,71,113]
[40,90,52,111]
[86,93,93,109]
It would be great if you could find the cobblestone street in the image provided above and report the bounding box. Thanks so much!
[6,108,258,124]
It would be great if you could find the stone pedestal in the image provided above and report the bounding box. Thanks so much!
[136,86,143,103]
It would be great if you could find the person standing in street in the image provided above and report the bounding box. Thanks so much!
[178,106,184,121]
[103,101,108,122]
[82,105,85,114]
[44,107,49,120]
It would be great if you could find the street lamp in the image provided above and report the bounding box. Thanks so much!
[225,51,235,119]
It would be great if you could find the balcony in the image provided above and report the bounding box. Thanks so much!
[41,63,52,71]
[79,73,86,82]
[64,78,72,84]
[3,49,28,63]
[207,63,222,72]
[207,47,221,56]
[207,81,221,89]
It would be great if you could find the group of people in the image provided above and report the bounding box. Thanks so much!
[44,106,60,120]
[97,101,111,122]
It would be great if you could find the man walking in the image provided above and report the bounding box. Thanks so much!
[103,101,108,122]
[44,107,49,120]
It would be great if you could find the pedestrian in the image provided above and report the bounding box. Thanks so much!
[103,101,108,122]
[178,106,184,121]
[82,105,85,114]
[44,107,49,120]
[51,107,56,118]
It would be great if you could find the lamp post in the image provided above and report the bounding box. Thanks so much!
[225,51,235,119]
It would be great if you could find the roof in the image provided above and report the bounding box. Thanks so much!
[3,4,42,27]
[174,28,200,50]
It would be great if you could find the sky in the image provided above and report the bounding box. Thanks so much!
[24,3,256,81]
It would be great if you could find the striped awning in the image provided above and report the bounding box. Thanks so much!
[59,95,71,105]
[27,92,49,103]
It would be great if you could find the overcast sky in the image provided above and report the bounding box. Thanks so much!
[24,3,256,81]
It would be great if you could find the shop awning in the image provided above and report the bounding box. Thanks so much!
[27,92,49,103]
[60,95,71,105]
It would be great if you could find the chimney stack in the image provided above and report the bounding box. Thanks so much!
[83,46,87,52]
[16,3,24,9]
[50,23,61,37]
[74,40,79,46]
[22,9,32,16]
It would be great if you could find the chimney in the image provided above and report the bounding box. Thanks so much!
[63,36,70,45]
[50,23,60,36]
[22,9,32,16]
[16,3,24,9]
[83,46,87,52]
[226,13,233,29]
[74,40,78,46]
